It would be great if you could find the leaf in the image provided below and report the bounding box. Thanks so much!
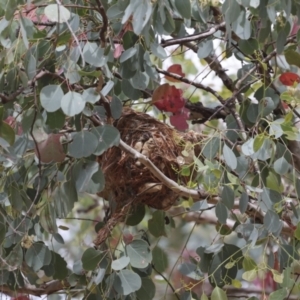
[264,210,282,234]
[92,125,120,156]
[40,203,58,234]
[36,134,65,163]
[150,43,167,59]
[44,4,71,23]
[223,144,237,170]
[284,50,300,69]
[25,243,52,272]
[83,42,107,67]
[148,210,166,237]
[126,239,152,269]
[53,252,68,280]
[178,262,203,280]
[61,91,85,116]
[211,286,228,300]
[81,248,104,271]
[221,186,234,209]
[174,0,191,19]
[269,288,288,300]
[279,72,300,86]
[114,269,142,296]
[40,85,64,112]
[135,278,156,300]
[126,204,145,226]
[274,157,289,175]
[120,47,137,63]
[152,246,169,273]
[202,137,221,160]
[242,269,257,281]
[170,108,189,131]
[239,192,249,214]
[197,40,214,59]
[216,202,227,224]
[6,244,23,271]
[0,121,15,146]
[69,131,98,158]
[165,64,185,82]
[112,256,130,271]
[110,96,123,119]
[82,87,100,104]
[152,84,185,113]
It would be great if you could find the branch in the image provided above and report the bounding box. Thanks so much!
[119,139,208,199]
[155,66,225,104]
[95,0,108,47]
[0,69,65,104]
[0,279,70,297]
[161,22,226,47]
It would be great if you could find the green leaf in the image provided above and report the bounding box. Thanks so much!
[92,125,120,155]
[83,42,107,67]
[110,95,123,119]
[274,157,289,175]
[284,50,300,68]
[6,244,23,271]
[242,269,257,281]
[25,243,52,272]
[136,277,156,300]
[253,134,265,152]
[239,192,248,214]
[211,286,228,300]
[202,137,221,160]
[82,248,104,271]
[53,252,68,280]
[197,40,213,59]
[112,256,130,271]
[126,204,145,226]
[82,87,100,104]
[221,186,234,209]
[61,91,85,116]
[69,131,98,158]
[0,121,15,146]
[152,246,169,273]
[39,203,58,234]
[44,4,71,23]
[269,288,288,300]
[120,47,137,63]
[216,202,228,224]
[264,210,282,234]
[178,262,203,280]
[174,0,191,19]
[294,222,300,240]
[40,85,64,112]
[223,144,237,169]
[114,269,142,296]
[126,239,152,269]
[148,210,166,237]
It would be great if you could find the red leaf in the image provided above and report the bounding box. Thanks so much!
[152,84,185,113]
[165,64,185,82]
[35,134,66,163]
[114,44,124,58]
[279,72,300,86]
[170,108,190,131]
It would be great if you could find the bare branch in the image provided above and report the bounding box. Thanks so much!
[95,0,109,47]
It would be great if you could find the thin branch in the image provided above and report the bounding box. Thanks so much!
[0,280,70,297]
[118,139,207,199]
[95,0,108,47]
[155,67,225,104]
[161,22,226,48]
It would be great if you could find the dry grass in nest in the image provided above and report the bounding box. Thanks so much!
[94,108,202,245]
[98,107,202,209]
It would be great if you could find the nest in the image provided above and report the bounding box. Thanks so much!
[94,108,202,245]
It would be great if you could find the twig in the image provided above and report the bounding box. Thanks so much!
[155,67,225,104]
[95,0,108,47]
[161,22,226,48]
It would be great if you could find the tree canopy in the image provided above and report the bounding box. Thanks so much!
[1,0,300,299]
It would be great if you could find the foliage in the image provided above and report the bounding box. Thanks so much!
[1,0,300,299]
